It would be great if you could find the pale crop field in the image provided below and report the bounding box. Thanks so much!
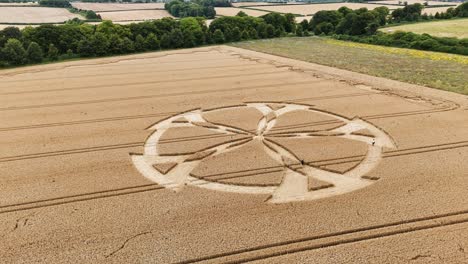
[0,24,32,30]
[382,18,468,38]
[97,9,172,21]
[1,45,467,264]
[0,2,38,6]
[250,3,396,15]
[369,0,459,6]
[232,2,278,7]
[0,7,82,24]
[71,2,165,12]
[421,6,460,15]
[215,7,269,17]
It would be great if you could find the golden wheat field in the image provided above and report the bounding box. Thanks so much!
[0,45,467,263]
[215,6,270,16]
[71,2,165,12]
[0,7,82,24]
[249,3,397,15]
[97,9,173,21]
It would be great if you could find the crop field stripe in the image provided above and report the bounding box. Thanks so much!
[2,138,466,164]
[96,8,165,12]
[0,57,250,85]
[0,92,372,132]
[0,64,272,95]
[0,111,180,132]
[0,69,288,100]
[0,142,144,163]
[175,212,468,264]
[0,184,165,215]
[1,140,467,215]
[0,92,447,132]
[190,217,468,264]
[0,79,320,112]
[2,117,467,164]
[0,48,231,78]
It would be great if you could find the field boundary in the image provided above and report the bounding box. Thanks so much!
[223,45,467,106]
[1,139,467,215]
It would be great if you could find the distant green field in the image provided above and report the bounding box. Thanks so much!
[381,18,468,39]
[232,37,468,95]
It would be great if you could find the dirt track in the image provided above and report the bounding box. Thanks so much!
[0,46,467,263]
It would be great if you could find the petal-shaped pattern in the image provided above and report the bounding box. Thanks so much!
[267,109,345,134]
[190,139,284,186]
[265,136,368,171]
[157,126,247,155]
[203,106,264,133]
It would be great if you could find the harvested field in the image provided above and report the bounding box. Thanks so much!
[0,24,31,30]
[369,0,458,6]
[0,7,82,24]
[232,1,278,7]
[250,3,396,15]
[382,18,468,38]
[233,37,468,94]
[421,6,462,15]
[97,9,172,21]
[0,2,38,6]
[71,2,165,12]
[0,45,467,263]
[215,7,269,17]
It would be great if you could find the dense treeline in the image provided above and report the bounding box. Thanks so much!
[165,0,218,19]
[0,13,294,67]
[38,0,70,7]
[210,12,296,42]
[1,3,467,68]
[296,3,468,55]
[301,6,390,36]
[334,32,468,55]
[390,2,468,22]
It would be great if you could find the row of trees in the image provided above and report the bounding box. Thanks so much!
[1,3,467,67]
[391,2,468,22]
[210,12,296,42]
[0,12,295,66]
[334,31,468,56]
[38,0,70,7]
[165,0,221,19]
[300,6,390,36]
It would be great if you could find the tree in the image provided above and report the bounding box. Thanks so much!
[240,30,250,40]
[2,38,26,65]
[249,28,258,39]
[47,44,59,60]
[266,24,275,38]
[134,34,146,51]
[120,37,135,53]
[309,10,343,31]
[213,29,225,44]
[169,28,184,48]
[145,33,160,50]
[160,34,172,49]
[26,42,43,63]
[257,23,268,38]
[183,29,196,48]
[296,25,304,37]
[231,27,241,42]
[236,11,248,17]
[90,33,110,56]
[314,22,334,35]
[455,2,468,17]
[284,13,296,33]
[299,19,309,33]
